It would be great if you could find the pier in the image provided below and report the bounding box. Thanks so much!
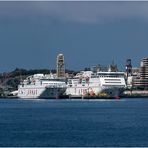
[122,90,148,98]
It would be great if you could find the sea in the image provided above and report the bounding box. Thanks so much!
[0,98,148,147]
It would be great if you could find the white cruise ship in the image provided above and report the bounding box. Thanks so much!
[66,70,126,98]
[18,74,67,99]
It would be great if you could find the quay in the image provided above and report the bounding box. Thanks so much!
[122,90,148,98]
[1,90,148,99]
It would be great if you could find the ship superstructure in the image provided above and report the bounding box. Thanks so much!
[66,70,126,97]
[18,74,66,99]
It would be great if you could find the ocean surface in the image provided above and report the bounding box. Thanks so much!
[0,98,148,147]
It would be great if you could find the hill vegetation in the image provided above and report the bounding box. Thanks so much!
[0,68,78,94]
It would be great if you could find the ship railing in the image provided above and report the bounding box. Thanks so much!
[46,85,67,88]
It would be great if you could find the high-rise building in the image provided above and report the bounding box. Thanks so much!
[126,59,132,77]
[133,57,148,89]
[140,58,148,79]
[56,54,65,78]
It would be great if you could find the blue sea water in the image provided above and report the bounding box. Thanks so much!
[0,98,148,147]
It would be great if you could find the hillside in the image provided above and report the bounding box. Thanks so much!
[0,68,77,96]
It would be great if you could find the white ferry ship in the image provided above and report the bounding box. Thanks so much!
[17,74,67,99]
[66,70,126,98]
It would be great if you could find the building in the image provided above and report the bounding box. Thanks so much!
[56,54,65,78]
[140,58,148,79]
[91,64,108,72]
[126,67,140,88]
[125,59,132,77]
[133,57,148,89]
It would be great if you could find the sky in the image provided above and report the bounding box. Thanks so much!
[0,1,148,72]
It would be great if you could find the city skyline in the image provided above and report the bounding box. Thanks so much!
[0,1,148,72]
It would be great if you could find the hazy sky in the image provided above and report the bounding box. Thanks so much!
[0,1,148,72]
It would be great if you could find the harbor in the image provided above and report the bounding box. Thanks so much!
[0,55,147,99]
[1,1,148,147]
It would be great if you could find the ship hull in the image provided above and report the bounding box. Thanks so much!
[66,86,124,98]
[18,86,66,99]
[100,86,125,97]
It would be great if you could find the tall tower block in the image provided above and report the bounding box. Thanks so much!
[126,59,132,77]
[140,57,148,80]
[56,54,65,78]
